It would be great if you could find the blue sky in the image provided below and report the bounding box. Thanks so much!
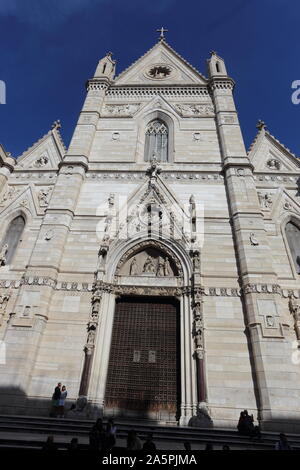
[0,0,299,157]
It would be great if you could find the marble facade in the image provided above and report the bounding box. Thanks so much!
[0,37,300,431]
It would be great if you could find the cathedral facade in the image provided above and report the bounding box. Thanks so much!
[0,36,300,431]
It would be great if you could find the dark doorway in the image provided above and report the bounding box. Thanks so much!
[104,296,180,421]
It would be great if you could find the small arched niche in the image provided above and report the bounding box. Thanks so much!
[0,215,25,266]
[119,247,178,277]
[285,220,300,274]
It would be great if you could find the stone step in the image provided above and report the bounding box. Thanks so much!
[0,414,299,450]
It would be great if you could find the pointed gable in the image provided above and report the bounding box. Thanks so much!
[248,126,299,173]
[15,123,66,170]
[114,40,207,86]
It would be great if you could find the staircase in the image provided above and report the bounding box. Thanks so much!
[0,414,300,451]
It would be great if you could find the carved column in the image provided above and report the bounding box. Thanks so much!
[79,286,103,397]
[192,286,206,404]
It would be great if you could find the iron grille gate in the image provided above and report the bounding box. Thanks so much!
[104,297,180,419]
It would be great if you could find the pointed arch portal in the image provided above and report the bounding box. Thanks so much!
[104,295,181,420]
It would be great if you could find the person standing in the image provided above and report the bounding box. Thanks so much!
[50,382,61,417]
[58,385,67,418]
[105,418,117,451]
[275,433,292,450]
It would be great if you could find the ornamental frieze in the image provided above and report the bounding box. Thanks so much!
[102,103,141,117]
[175,103,214,117]
[242,283,282,295]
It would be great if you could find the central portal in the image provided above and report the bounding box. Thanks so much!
[104,296,180,421]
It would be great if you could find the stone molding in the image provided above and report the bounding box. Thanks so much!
[107,86,210,99]
[254,174,298,184]
[86,172,224,182]
[3,277,299,299]
[242,283,282,295]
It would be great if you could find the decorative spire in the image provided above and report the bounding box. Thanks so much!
[156,27,168,41]
[51,119,61,130]
[256,119,266,131]
[210,50,217,56]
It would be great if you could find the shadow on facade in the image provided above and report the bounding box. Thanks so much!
[1,386,300,433]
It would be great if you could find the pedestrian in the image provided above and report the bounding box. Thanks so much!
[143,433,156,452]
[105,418,117,451]
[89,418,105,452]
[50,382,61,417]
[58,385,67,418]
[68,437,80,454]
[42,435,56,453]
[127,430,142,451]
[183,441,191,451]
[275,433,292,450]
[205,442,214,450]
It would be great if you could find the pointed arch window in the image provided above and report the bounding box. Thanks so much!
[144,119,168,162]
[286,221,300,274]
[1,215,25,265]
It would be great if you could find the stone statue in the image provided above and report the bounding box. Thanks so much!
[34,155,49,167]
[146,155,161,179]
[266,158,280,170]
[249,233,259,246]
[164,257,171,276]
[38,188,51,206]
[258,192,273,209]
[87,329,96,346]
[129,257,138,276]
[143,255,156,274]
[157,257,165,276]
[193,251,200,270]
[195,329,203,349]
[0,292,10,312]
[108,193,115,208]
[0,244,8,266]
[289,294,300,322]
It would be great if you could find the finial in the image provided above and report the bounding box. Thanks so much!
[256,119,266,131]
[156,27,168,41]
[51,119,61,130]
[210,50,217,56]
[106,51,113,57]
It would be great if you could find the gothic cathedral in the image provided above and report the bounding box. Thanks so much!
[0,34,300,432]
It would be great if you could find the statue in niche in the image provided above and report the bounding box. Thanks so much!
[266,158,280,170]
[87,329,96,346]
[129,257,138,276]
[193,251,200,270]
[157,257,165,276]
[108,193,115,208]
[34,155,49,167]
[258,192,273,209]
[143,255,156,274]
[249,233,259,246]
[0,292,10,312]
[194,328,203,349]
[266,315,275,327]
[164,257,171,276]
[0,244,8,266]
[289,294,300,322]
[38,187,51,206]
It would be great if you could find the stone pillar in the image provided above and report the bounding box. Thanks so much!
[78,286,102,397]
[208,53,297,429]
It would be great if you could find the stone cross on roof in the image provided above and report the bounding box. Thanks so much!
[156,27,168,40]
